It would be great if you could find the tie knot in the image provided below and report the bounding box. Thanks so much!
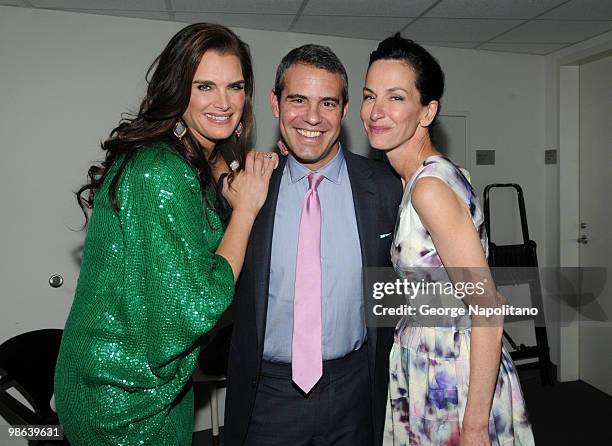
[307,172,324,191]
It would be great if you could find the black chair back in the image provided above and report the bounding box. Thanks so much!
[0,329,63,424]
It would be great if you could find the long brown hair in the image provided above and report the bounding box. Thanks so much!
[77,23,254,226]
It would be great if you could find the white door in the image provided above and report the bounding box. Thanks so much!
[578,55,612,396]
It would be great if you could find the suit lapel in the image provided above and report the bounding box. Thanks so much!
[344,150,380,360]
[252,156,287,349]
[344,150,377,267]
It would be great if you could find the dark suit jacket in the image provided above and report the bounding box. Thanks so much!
[224,148,403,445]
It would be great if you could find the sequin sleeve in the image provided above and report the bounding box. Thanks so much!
[117,144,234,378]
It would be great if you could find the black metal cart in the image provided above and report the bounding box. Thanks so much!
[484,183,553,385]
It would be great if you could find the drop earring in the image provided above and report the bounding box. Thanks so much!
[229,123,242,171]
[173,119,187,139]
[229,146,240,172]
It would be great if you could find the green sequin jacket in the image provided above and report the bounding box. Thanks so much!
[54,142,234,445]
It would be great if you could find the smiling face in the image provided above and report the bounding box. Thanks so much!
[271,64,348,171]
[182,50,246,152]
[360,59,435,152]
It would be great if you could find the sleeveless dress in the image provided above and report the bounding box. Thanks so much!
[383,156,534,445]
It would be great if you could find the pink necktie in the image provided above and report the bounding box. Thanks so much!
[292,172,324,394]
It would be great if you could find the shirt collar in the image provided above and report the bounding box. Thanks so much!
[287,144,344,185]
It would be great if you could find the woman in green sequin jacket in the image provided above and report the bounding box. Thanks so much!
[54,23,277,445]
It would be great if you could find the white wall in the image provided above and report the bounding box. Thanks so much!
[1,4,554,429]
[425,45,547,249]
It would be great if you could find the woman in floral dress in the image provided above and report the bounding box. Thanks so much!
[360,34,535,445]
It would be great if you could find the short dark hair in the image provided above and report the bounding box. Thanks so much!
[274,44,349,106]
[369,33,445,127]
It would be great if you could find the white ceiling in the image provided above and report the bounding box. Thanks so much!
[4,0,612,55]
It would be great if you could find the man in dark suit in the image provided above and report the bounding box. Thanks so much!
[224,44,402,446]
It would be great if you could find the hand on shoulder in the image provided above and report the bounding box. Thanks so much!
[222,150,279,217]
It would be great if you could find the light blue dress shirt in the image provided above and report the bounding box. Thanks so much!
[263,148,365,363]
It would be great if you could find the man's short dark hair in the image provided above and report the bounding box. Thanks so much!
[274,44,349,106]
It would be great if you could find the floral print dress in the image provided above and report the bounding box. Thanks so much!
[384,156,534,445]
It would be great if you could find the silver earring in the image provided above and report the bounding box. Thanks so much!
[229,147,240,172]
[234,122,243,138]
[173,120,187,139]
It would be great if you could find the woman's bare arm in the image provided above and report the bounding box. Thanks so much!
[413,177,503,443]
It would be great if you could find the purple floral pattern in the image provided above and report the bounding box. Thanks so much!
[384,157,535,445]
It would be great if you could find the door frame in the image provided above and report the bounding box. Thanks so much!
[558,48,612,382]
[558,64,580,382]
[437,110,472,171]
